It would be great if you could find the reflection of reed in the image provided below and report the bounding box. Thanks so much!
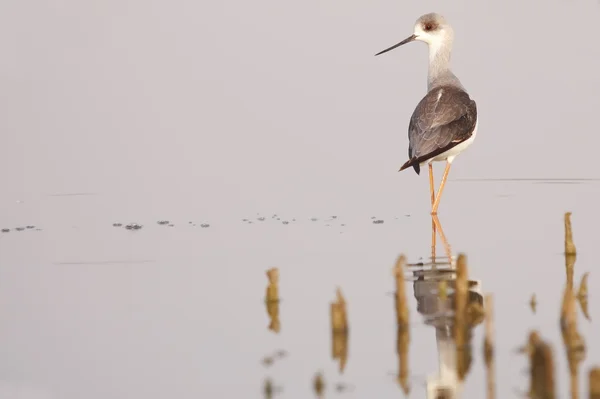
[394,255,410,394]
[561,213,586,399]
[331,288,349,373]
[483,295,495,399]
[265,268,281,333]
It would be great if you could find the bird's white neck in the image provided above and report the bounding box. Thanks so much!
[427,40,463,92]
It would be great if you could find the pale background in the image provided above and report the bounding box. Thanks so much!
[1,0,599,398]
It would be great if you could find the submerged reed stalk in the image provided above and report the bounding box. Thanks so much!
[313,372,325,399]
[393,255,410,394]
[454,254,469,381]
[561,285,586,399]
[394,255,409,327]
[590,368,600,399]
[330,288,349,373]
[528,331,556,399]
[564,212,577,256]
[263,378,274,399]
[484,295,495,399]
[577,272,590,321]
[265,268,281,333]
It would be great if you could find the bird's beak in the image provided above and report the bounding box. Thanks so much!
[375,34,417,56]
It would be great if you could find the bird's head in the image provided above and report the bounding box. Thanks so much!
[375,13,454,56]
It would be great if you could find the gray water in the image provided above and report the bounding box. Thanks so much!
[1,0,600,398]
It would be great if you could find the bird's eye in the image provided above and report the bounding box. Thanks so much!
[424,23,433,31]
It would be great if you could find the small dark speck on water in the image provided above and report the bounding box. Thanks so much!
[405,214,411,217]
[257,217,265,221]
[168,224,174,227]
[292,218,296,221]
[242,219,248,222]
[26,225,35,229]
[311,218,318,222]
[341,224,345,227]
[125,223,143,230]
[1,228,9,233]
[282,221,289,225]
[272,214,278,218]
[15,227,25,231]
[373,219,384,224]
[112,223,122,227]
[200,223,210,228]
[276,218,280,221]
[371,216,376,219]
[332,216,338,219]
[157,220,169,225]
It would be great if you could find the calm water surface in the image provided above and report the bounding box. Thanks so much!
[1,180,598,399]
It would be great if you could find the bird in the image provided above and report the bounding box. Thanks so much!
[376,13,477,215]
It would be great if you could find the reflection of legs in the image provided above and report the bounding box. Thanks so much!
[431,162,452,215]
[432,215,452,262]
[429,164,437,260]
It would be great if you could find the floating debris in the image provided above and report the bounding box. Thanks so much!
[15,227,25,231]
[125,223,142,230]
[530,294,537,314]
[334,382,354,393]
[311,218,318,222]
[112,223,122,227]
[262,356,275,367]
[168,224,174,227]
[262,349,288,367]
[265,268,280,333]
[26,225,35,229]
[331,216,337,219]
[282,221,289,225]
[313,372,325,399]
[263,378,282,399]
[1,228,9,233]
[331,288,349,373]
[257,217,265,221]
[373,219,384,224]
[200,223,210,228]
[157,220,169,225]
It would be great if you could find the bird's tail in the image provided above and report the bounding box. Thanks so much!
[399,158,420,175]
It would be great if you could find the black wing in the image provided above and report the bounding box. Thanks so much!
[399,85,477,175]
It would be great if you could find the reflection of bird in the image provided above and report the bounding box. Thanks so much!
[411,268,484,398]
[376,13,478,215]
